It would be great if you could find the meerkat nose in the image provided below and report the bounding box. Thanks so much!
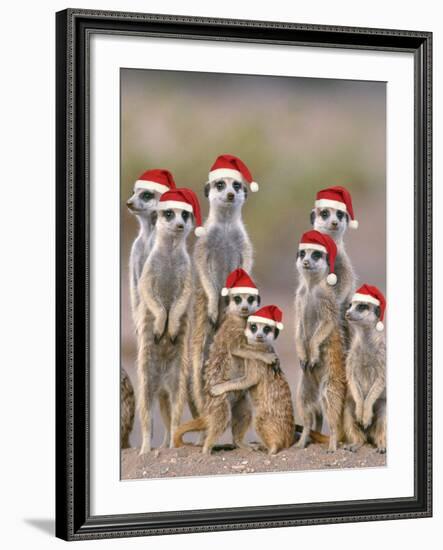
[227,193,235,201]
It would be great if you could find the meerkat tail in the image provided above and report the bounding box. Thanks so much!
[294,424,330,444]
[173,417,207,447]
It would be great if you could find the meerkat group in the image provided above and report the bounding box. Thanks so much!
[121,156,387,458]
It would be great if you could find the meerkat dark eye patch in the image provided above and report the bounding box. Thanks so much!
[181,211,190,222]
[247,295,255,304]
[215,180,226,191]
[232,181,241,192]
[263,325,272,335]
[357,303,369,312]
[336,210,345,221]
[163,210,175,220]
[299,250,306,259]
[233,296,242,305]
[320,209,330,220]
[375,305,381,318]
[141,191,154,202]
[310,209,316,226]
[249,323,258,333]
[312,250,323,261]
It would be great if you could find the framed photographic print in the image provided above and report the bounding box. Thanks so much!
[55,8,432,541]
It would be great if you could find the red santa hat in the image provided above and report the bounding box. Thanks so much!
[134,168,176,194]
[352,284,386,331]
[221,268,258,297]
[248,305,284,331]
[208,154,259,192]
[299,229,338,286]
[315,185,359,229]
[158,188,205,237]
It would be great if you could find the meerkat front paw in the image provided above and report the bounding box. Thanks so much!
[153,314,167,343]
[308,359,319,370]
[210,384,224,396]
[362,407,373,429]
[355,403,364,425]
[263,353,279,365]
[376,446,386,454]
[154,329,166,344]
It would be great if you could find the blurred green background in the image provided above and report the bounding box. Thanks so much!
[121,68,386,449]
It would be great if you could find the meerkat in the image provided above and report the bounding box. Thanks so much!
[210,310,296,455]
[126,169,175,325]
[173,291,278,454]
[120,367,135,449]
[136,188,200,455]
[311,186,359,321]
[294,231,346,453]
[190,155,258,413]
[342,286,386,453]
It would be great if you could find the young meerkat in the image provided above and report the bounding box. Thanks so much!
[174,269,277,454]
[126,169,176,324]
[310,186,359,320]
[120,367,135,449]
[136,188,204,455]
[210,306,296,456]
[294,230,346,453]
[190,154,258,413]
[343,285,386,454]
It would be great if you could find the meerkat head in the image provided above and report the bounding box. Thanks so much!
[126,188,162,220]
[127,169,177,222]
[204,177,248,212]
[345,301,381,328]
[296,247,330,281]
[225,293,261,318]
[155,207,194,239]
[345,285,386,332]
[245,305,283,345]
[310,207,349,241]
[310,185,358,241]
[245,321,279,345]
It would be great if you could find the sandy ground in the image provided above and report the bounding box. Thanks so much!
[121,443,386,480]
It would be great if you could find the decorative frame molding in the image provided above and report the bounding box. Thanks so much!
[55,9,432,541]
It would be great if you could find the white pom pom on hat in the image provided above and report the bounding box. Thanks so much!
[327,273,337,286]
[349,219,359,229]
[376,321,384,332]
[221,287,229,296]
[194,226,205,237]
[250,181,259,192]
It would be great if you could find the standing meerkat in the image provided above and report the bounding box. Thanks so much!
[343,285,386,453]
[310,185,359,319]
[294,230,346,453]
[190,154,258,413]
[210,306,296,455]
[174,269,277,453]
[120,367,135,449]
[136,188,204,455]
[126,169,176,325]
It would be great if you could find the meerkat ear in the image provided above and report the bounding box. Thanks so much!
[204,182,210,198]
[345,213,350,225]
[274,328,280,340]
[224,295,230,307]
[375,305,381,319]
[256,294,261,306]
[150,211,158,225]
[310,209,316,226]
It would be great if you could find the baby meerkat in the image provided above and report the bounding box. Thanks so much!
[343,285,386,453]
[190,155,258,413]
[126,169,176,325]
[211,306,296,455]
[311,186,359,319]
[294,230,346,453]
[120,367,135,449]
[174,269,277,454]
[136,188,204,455]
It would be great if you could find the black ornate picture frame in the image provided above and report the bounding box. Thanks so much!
[55,8,432,541]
